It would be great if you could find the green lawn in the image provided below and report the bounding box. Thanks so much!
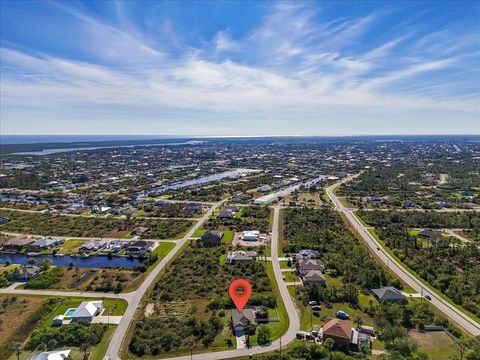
[222,231,234,244]
[90,325,116,360]
[193,229,205,237]
[152,242,176,257]
[282,271,299,282]
[409,330,459,360]
[262,262,289,345]
[58,239,87,254]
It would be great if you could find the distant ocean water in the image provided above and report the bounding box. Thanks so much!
[0,135,183,145]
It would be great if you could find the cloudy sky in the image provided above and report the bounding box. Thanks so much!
[1,0,479,135]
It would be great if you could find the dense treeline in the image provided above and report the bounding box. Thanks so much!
[25,267,64,289]
[0,209,193,238]
[0,171,50,190]
[129,245,275,355]
[26,321,106,350]
[139,202,202,218]
[338,162,480,208]
[359,210,480,229]
[362,219,480,317]
[283,207,395,290]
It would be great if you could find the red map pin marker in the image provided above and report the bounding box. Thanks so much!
[229,279,252,313]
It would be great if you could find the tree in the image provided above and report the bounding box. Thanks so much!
[40,259,52,271]
[323,337,335,350]
[257,325,271,346]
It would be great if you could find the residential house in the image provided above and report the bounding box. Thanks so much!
[242,230,260,241]
[302,270,327,286]
[131,226,149,236]
[29,238,63,250]
[364,196,382,206]
[9,265,42,281]
[217,208,234,219]
[199,231,224,247]
[350,329,372,350]
[359,325,376,336]
[371,286,406,303]
[92,205,111,214]
[418,229,443,239]
[112,204,137,216]
[71,300,103,322]
[224,205,240,213]
[80,239,108,252]
[127,240,154,254]
[295,249,319,261]
[298,259,325,275]
[418,230,449,248]
[226,251,257,264]
[232,308,257,335]
[184,203,204,213]
[33,349,71,360]
[401,200,420,209]
[322,318,352,347]
[0,235,34,249]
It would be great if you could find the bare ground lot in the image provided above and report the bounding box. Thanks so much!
[408,330,458,359]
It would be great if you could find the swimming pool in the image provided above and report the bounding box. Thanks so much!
[64,308,76,317]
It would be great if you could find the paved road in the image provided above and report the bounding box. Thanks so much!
[326,174,480,336]
[105,199,227,360]
[156,206,300,360]
[0,283,131,300]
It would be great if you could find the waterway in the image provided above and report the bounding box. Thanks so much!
[150,168,260,194]
[254,175,327,204]
[0,252,142,269]
[9,140,205,156]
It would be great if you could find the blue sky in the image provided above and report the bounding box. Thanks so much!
[1,0,479,135]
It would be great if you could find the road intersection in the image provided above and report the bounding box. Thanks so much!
[3,174,478,360]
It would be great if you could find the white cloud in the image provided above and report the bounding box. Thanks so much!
[1,1,479,135]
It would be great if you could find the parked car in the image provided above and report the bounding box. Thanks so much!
[336,310,350,320]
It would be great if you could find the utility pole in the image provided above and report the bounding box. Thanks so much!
[279,336,282,360]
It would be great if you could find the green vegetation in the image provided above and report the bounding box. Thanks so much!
[283,207,468,359]
[0,209,193,239]
[136,202,203,218]
[338,162,480,209]
[25,267,64,289]
[128,242,278,357]
[26,321,107,352]
[360,210,480,318]
[205,206,271,232]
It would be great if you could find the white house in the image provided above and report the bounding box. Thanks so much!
[71,300,103,322]
[35,349,71,360]
[242,230,260,241]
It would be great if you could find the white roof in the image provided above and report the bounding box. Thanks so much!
[71,301,102,318]
[242,230,260,237]
[35,350,71,360]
